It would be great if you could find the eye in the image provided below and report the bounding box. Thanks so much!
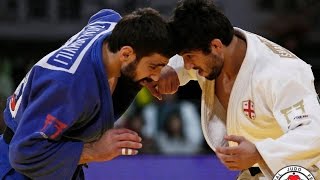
[149,64,157,70]
[185,55,192,60]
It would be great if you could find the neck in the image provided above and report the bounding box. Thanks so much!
[221,35,247,79]
[102,42,121,79]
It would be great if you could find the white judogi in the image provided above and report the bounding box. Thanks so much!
[168,28,320,179]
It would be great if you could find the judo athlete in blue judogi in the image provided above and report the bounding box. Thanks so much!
[0,8,173,179]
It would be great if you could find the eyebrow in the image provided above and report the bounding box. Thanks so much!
[151,63,167,67]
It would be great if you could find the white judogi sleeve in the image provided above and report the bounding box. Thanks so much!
[167,55,199,86]
[255,65,320,174]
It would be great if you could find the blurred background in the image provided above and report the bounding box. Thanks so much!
[0,0,319,179]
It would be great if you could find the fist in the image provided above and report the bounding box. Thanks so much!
[81,128,142,163]
[143,65,180,100]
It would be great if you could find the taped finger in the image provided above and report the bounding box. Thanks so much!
[121,148,136,155]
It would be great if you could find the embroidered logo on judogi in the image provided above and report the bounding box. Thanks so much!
[40,114,68,139]
[243,100,256,120]
[280,99,306,124]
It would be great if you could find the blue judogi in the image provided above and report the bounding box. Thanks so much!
[0,9,134,179]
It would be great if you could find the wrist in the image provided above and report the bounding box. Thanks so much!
[79,142,95,164]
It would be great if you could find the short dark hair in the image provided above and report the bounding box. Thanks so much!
[107,8,174,59]
[170,0,234,54]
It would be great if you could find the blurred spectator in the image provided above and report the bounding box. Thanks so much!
[156,108,200,155]
[143,94,204,155]
[123,112,159,154]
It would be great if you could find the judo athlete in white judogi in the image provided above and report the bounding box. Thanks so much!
[144,0,320,179]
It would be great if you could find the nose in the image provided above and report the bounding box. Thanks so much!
[150,74,160,82]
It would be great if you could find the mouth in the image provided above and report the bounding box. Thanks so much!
[138,77,153,85]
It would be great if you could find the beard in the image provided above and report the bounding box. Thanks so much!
[205,53,223,80]
[121,60,138,82]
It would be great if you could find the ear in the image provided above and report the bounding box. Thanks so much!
[210,39,223,53]
[119,46,136,63]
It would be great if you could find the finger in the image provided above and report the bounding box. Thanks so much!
[112,128,138,136]
[169,79,180,94]
[157,81,167,94]
[216,153,236,163]
[224,135,245,144]
[216,154,238,170]
[216,146,239,155]
[227,166,241,171]
[164,79,172,94]
[158,79,179,94]
[120,148,139,156]
[175,80,180,90]
[167,80,174,94]
[115,133,142,142]
[117,141,143,149]
[168,85,179,94]
[216,158,240,170]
